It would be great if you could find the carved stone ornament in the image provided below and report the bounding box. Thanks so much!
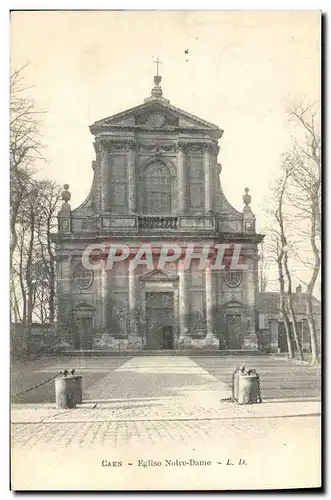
[94,140,136,153]
[61,184,71,203]
[61,218,70,232]
[148,112,166,128]
[136,111,177,127]
[138,143,177,153]
[176,142,217,154]
[243,187,252,207]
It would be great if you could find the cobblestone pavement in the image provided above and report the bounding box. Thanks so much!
[12,414,319,450]
[11,415,320,490]
[11,356,131,404]
[11,356,321,490]
[193,356,321,400]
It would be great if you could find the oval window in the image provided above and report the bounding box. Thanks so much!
[224,268,243,288]
[73,263,93,289]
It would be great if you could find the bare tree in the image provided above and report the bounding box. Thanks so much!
[35,180,62,324]
[285,102,321,364]
[272,172,294,359]
[265,162,304,360]
[10,64,45,270]
[10,178,61,333]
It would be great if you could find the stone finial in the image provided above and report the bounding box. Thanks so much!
[62,184,71,203]
[154,74,162,86]
[243,187,251,207]
[151,75,163,99]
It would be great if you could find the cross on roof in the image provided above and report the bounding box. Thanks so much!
[153,57,162,76]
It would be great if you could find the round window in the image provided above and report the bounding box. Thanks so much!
[73,263,93,289]
[224,268,243,288]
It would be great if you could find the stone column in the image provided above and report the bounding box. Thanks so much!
[128,141,137,213]
[128,257,141,349]
[204,144,212,213]
[100,141,110,212]
[205,260,219,348]
[177,143,186,213]
[178,262,190,347]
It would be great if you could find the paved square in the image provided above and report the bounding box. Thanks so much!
[11,355,321,490]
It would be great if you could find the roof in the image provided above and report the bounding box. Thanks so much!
[256,292,321,315]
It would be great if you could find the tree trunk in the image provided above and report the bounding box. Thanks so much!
[283,250,303,360]
[277,255,293,358]
[287,295,303,360]
[306,293,319,364]
[306,202,320,364]
[280,294,293,358]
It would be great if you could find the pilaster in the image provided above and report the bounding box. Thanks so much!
[128,141,137,213]
[178,261,190,346]
[177,143,186,213]
[204,145,213,213]
[99,140,110,212]
[128,258,142,348]
[205,260,219,348]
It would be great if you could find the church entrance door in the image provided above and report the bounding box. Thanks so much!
[145,292,174,350]
[226,314,242,350]
[76,317,93,350]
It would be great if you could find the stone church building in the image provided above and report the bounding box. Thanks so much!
[54,74,263,351]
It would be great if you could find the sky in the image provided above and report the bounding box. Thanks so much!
[10,10,321,290]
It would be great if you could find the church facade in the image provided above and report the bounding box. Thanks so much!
[53,74,263,351]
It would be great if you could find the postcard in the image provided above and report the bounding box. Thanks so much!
[10,10,321,491]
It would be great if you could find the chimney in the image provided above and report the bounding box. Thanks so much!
[296,285,302,293]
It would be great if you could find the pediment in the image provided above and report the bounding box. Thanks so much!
[90,99,222,136]
[140,269,178,281]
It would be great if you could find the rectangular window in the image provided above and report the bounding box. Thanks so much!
[187,156,205,211]
[110,155,128,210]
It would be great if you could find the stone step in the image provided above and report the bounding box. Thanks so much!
[60,349,265,357]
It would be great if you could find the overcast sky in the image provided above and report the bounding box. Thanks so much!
[11,10,320,268]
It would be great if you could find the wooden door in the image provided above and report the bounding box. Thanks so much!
[146,292,174,350]
[76,317,93,350]
[226,314,242,350]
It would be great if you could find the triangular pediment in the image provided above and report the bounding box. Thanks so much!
[90,99,222,137]
[140,269,178,281]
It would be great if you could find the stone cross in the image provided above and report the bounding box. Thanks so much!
[153,57,162,76]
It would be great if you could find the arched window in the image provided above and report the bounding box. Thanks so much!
[143,163,172,214]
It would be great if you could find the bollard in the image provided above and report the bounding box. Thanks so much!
[55,376,76,409]
[237,371,260,405]
[72,375,83,405]
[233,366,245,401]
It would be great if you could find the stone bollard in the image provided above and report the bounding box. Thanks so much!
[237,370,260,405]
[72,375,83,405]
[55,376,77,409]
[233,366,246,401]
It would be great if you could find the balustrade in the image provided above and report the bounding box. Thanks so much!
[138,216,178,230]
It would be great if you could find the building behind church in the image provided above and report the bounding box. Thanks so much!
[53,73,264,351]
